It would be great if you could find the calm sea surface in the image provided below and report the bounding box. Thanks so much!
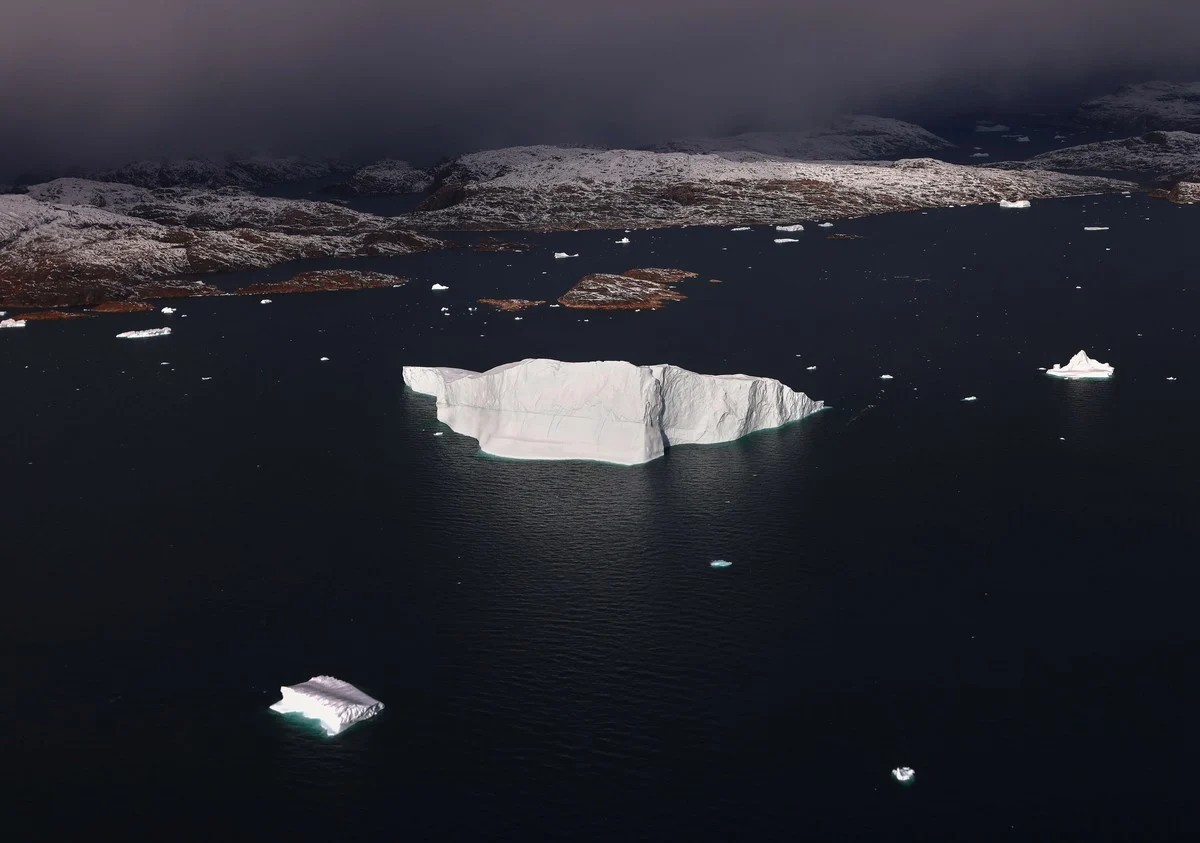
[4,194,1198,839]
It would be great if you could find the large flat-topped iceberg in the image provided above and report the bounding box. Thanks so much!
[1046,350,1115,380]
[269,676,384,735]
[404,359,824,465]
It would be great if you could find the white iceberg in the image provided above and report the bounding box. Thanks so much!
[1046,350,1114,380]
[774,238,799,244]
[403,359,825,465]
[161,307,177,314]
[269,675,383,736]
[962,396,978,402]
[553,252,579,259]
[1016,135,1031,143]
[818,222,833,227]
[731,226,751,231]
[431,283,449,291]
[970,152,990,158]
[710,560,732,569]
[260,298,273,304]
[1083,226,1109,231]
[775,224,805,232]
[999,199,1031,208]
[892,767,916,783]
[616,237,631,244]
[116,327,171,339]
[975,123,1010,132]
[880,374,894,380]
[1,318,26,329]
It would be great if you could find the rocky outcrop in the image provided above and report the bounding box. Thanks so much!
[478,298,545,312]
[234,270,405,296]
[408,146,1130,231]
[86,155,351,190]
[558,268,699,309]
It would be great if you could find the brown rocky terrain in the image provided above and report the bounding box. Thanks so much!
[235,270,406,296]
[478,298,545,312]
[558,268,699,310]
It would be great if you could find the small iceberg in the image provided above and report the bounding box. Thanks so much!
[970,152,990,158]
[999,199,1030,209]
[892,767,916,783]
[1016,135,1031,143]
[553,252,579,259]
[775,224,804,232]
[962,396,977,402]
[431,283,449,291]
[880,374,894,380]
[731,226,751,231]
[710,560,732,569]
[806,365,817,371]
[270,675,384,736]
[1083,226,1109,231]
[1046,350,1114,380]
[774,238,799,244]
[818,222,833,228]
[260,298,273,304]
[161,307,177,314]
[975,122,1010,133]
[616,237,631,244]
[116,327,171,339]
[320,357,330,362]
[1,318,27,329]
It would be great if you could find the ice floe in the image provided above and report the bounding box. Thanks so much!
[774,238,799,244]
[1083,226,1109,231]
[260,298,272,304]
[116,327,171,339]
[553,252,579,259]
[269,675,384,736]
[892,767,916,783]
[431,283,449,291]
[999,199,1031,208]
[731,226,751,231]
[775,224,805,232]
[403,359,824,465]
[1046,350,1114,379]
[962,396,977,402]
[1,318,27,329]
[710,560,733,569]
[616,237,631,244]
[161,307,177,314]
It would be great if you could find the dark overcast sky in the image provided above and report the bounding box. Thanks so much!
[3,0,1199,177]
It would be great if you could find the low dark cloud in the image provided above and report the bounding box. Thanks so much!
[3,0,1199,178]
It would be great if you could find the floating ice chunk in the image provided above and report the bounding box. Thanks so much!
[553,252,579,259]
[1046,350,1114,379]
[440,306,450,312]
[403,359,824,465]
[270,675,384,736]
[731,226,751,231]
[710,559,732,568]
[116,327,171,339]
[818,222,833,227]
[1016,135,1031,142]
[431,283,449,291]
[975,123,1010,132]
[514,316,523,321]
[1,318,27,329]
[549,304,561,308]
[806,365,817,371]
[1083,226,1109,231]
[161,307,177,314]
[962,396,977,402]
[320,357,330,362]
[774,238,799,244]
[260,298,272,304]
[775,224,804,232]
[1166,376,1177,381]
[0,311,5,317]
[970,152,990,158]
[433,431,444,436]
[880,374,894,380]
[999,199,1031,209]
[201,376,212,381]
[892,767,916,783]
[616,237,631,244]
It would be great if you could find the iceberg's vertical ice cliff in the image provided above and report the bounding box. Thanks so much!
[403,359,824,465]
[269,676,384,735]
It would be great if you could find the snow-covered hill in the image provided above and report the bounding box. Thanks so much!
[1077,81,1200,133]
[654,116,953,161]
[409,145,1130,230]
[0,187,448,307]
[993,131,1200,184]
[341,159,433,194]
[86,155,351,190]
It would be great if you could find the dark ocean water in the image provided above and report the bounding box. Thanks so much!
[3,195,1199,840]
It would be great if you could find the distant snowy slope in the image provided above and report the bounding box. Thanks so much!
[341,159,433,194]
[993,131,1200,184]
[409,146,1129,231]
[654,116,953,161]
[1077,81,1200,133]
[87,155,351,189]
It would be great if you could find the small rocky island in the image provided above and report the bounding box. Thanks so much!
[558,268,700,309]
[404,358,824,465]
